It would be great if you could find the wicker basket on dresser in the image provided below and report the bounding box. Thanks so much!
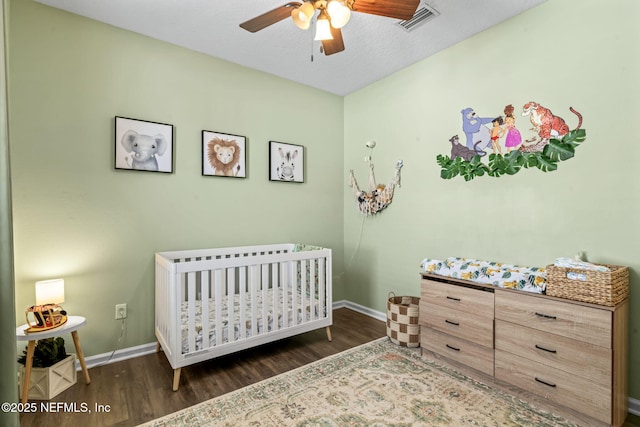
[419,273,629,427]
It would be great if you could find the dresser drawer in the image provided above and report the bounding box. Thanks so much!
[421,279,494,319]
[495,291,612,348]
[495,349,611,423]
[420,301,493,348]
[495,320,611,388]
[421,327,494,376]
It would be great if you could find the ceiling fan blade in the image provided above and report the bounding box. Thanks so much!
[348,0,420,20]
[322,26,345,56]
[240,2,302,33]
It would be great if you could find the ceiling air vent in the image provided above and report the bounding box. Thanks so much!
[396,3,439,32]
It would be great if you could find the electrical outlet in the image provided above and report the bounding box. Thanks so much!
[115,303,127,320]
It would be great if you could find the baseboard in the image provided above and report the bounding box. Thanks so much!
[82,301,639,415]
[629,396,640,416]
[332,299,386,322]
[76,342,158,370]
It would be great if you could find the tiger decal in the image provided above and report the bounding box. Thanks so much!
[521,101,583,143]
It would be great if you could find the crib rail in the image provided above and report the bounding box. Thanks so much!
[155,244,332,370]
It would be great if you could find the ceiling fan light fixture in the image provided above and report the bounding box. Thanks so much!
[326,0,351,28]
[314,9,334,40]
[291,1,315,30]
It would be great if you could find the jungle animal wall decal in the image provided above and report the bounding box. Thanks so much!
[448,134,487,162]
[437,101,586,181]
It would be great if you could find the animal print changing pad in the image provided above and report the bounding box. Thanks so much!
[420,257,547,294]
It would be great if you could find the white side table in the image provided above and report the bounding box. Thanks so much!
[16,315,91,403]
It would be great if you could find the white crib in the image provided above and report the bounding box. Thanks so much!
[155,243,332,391]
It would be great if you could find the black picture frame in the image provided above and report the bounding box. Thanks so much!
[202,130,247,178]
[114,116,174,173]
[269,141,304,183]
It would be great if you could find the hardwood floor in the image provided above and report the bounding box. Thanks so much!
[19,308,386,427]
[19,308,640,427]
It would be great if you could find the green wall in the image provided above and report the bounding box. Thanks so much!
[8,0,344,357]
[8,0,640,407]
[343,0,639,400]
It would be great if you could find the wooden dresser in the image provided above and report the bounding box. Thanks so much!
[419,274,629,427]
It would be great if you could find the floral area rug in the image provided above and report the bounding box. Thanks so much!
[138,338,576,426]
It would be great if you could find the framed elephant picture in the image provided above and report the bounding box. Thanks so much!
[269,141,304,183]
[202,130,247,178]
[114,116,174,173]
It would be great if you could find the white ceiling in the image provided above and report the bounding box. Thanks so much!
[34,0,546,96]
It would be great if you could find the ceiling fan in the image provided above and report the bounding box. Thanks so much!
[240,0,421,56]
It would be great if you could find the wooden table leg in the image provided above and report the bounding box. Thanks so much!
[172,368,181,392]
[21,340,36,404]
[71,330,91,384]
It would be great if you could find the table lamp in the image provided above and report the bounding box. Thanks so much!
[25,278,68,333]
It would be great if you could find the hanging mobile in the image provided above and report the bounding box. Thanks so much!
[348,141,403,215]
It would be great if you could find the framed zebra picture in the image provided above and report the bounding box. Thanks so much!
[269,141,304,183]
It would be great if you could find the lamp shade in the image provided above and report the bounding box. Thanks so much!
[314,10,334,40]
[35,279,65,305]
[291,1,315,30]
[327,0,351,28]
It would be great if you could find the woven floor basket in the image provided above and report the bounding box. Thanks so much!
[546,263,629,306]
[386,293,420,348]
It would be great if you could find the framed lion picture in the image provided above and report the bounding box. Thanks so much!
[202,130,247,178]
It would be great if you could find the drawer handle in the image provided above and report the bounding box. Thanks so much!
[535,344,557,354]
[534,377,557,388]
[445,344,460,352]
[445,319,459,326]
[534,312,557,320]
[446,296,461,302]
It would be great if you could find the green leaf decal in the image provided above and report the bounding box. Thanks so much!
[437,129,585,180]
[543,139,575,162]
[536,155,558,172]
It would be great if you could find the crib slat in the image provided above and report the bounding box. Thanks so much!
[227,267,235,343]
[201,270,210,350]
[250,265,258,336]
[214,269,223,346]
[310,259,316,321]
[271,263,278,332]
[261,264,269,333]
[318,257,325,320]
[281,262,288,329]
[301,259,307,322]
[239,266,246,339]
[172,267,181,357]
[187,272,197,353]
[290,261,298,326]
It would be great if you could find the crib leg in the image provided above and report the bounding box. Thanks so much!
[325,326,332,342]
[172,368,182,391]
[156,341,161,352]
